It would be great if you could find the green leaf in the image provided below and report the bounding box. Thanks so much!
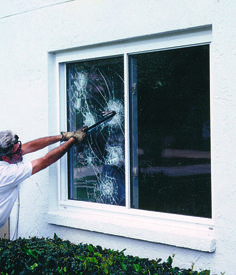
[167,255,173,266]
[89,257,98,264]
[94,252,102,258]
[24,247,40,259]
[88,244,94,253]
[77,255,86,261]
[30,263,38,270]
[121,262,127,270]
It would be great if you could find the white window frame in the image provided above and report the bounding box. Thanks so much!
[47,25,215,252]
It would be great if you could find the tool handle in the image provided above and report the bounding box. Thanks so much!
[86,111,116,132]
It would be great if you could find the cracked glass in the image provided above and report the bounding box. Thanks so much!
[67,56,125,206]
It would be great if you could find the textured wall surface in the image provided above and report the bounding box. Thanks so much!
[1,1,236,274]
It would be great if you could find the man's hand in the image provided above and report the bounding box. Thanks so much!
[61,127,88,142]
[31,126,88,175]
[73,126,88,143]
[61,131,75,141]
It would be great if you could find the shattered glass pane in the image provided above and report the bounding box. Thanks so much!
[67,57,125,206]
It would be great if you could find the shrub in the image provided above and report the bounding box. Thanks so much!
[0,234,210,274]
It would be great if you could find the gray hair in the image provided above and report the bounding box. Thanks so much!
[0,130,19,158]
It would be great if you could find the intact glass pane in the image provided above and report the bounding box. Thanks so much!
[67,57,125,206]
[130,45,211,217]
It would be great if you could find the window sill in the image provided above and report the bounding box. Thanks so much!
[48,207,215,252]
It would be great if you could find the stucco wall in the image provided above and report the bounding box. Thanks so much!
[1,0,236,274]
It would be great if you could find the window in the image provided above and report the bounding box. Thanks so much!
[65,45,210,218]
[130,46,211,218]
[48,26,215,251]
[66,57,125,206]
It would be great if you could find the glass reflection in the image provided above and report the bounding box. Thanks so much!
[130,45,211,217]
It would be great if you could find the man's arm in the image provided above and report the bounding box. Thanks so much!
[30,127,87,175]
[31,137,75,175]
[22,135,62,155]
[24,127,87,174]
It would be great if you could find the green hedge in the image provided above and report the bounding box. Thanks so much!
[0,234,210,275]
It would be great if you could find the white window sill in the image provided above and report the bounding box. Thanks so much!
[48,206,215,252]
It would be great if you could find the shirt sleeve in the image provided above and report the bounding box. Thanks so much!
[0,162,32,192]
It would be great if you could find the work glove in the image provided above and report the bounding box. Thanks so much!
[60,131,75,141]
[61,126,88,143]
[73,126,88,143]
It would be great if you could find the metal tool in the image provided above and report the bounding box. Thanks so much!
[86,111,116,132]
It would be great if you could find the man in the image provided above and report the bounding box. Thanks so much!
[0,128,87,228]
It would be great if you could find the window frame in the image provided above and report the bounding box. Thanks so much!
[48,25,215,252]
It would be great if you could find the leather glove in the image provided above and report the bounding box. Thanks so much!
[73,126,88,143]
[61,131,75,141]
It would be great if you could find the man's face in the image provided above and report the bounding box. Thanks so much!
[8,141,23,164]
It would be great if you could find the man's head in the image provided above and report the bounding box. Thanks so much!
[0,130,23,164]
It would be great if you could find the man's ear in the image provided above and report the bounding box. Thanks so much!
[2,155,10,163]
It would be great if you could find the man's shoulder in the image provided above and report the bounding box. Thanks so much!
[0,161,31,171]
[0,161,32,187]
[0,161,9,168]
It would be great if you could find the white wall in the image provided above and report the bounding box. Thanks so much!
[1,0,236,274]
